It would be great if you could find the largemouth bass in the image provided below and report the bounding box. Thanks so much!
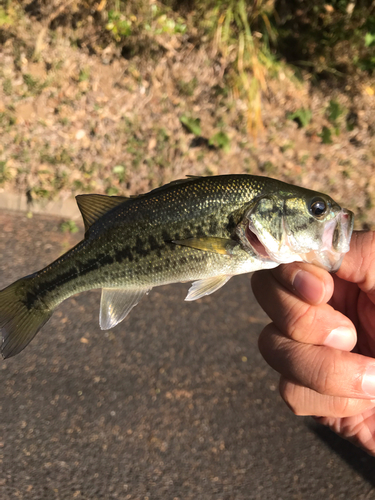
[0,175,353,358]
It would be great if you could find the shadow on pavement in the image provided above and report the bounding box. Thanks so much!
[309,421,375,488]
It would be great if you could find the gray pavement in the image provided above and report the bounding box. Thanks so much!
[0,211,375,500]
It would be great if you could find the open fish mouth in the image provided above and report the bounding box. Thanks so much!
[309,208,354,272]
[244,207,354,272]
[245,224,270,258]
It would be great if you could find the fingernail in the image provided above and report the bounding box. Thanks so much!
[293,270,324,304]
[324,327,357,351]
[362,365,375,397]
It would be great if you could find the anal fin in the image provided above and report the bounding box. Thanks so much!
[185,275,232,301]
[99,287,150,330]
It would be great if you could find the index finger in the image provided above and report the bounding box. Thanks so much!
[251,267,357,350]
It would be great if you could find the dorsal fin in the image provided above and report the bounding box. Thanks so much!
[128,176,205,200]
[76,194,128,232]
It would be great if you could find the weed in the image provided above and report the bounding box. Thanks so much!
[113,164,126,182]
[327,99,344,123]
[32,187,50,199]
[299,153,310,166]
[73,180,84,191]
[0,112,16,129]
[157,127,169,143]
[209,131,231,152]
[23,74,47,95]
[180,115,201,136]
[0,161,10,183]
[0,6,13,26]
[319,126,333,144]
[106,186,119,196]
[59,117,70,126]
[287,108,312,128]
[280,141,295,152]
[78,68,90,82]
[215,0,277,135]
[40,146,72,165]
[177,77,198,97]
[60,220,79,234]
[3,78,12,96]
[259,160,277,175]
[365,32,375,47]
[106,10,132,41]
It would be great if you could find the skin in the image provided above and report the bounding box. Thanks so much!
[251,231,375,456]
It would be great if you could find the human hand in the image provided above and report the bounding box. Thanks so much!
[251,231,375,455]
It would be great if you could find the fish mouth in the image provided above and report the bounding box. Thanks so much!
[318,208,354,271]
[302,208,354,272]
[244,208,354,272]
[245,224,270,258]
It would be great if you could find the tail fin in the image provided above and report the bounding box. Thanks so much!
[0,278,53,359]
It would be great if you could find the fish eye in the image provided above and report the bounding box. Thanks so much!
[309,198,327,218]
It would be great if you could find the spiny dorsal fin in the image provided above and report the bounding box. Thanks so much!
[172,237,237,256]
[76,194,128,232]
[128,176,205,200]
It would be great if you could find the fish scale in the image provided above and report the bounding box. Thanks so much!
[0,175,354,358]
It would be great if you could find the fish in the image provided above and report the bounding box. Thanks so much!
[0,174,354,358]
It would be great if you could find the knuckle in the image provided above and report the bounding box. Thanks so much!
[310,351,340,395]
[257,323,280,359]
[329,396,350,418]
[279,379,305,416]
[284,300,318,343]
[272,263,301,286]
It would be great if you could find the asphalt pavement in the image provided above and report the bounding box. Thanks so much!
[0,210,375,500]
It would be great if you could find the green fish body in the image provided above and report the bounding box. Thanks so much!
[0,175,354,358]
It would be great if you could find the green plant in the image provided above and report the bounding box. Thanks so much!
[272,2,375,77]
[106,186,119,196]
[3,78,12,95]
[78,68,90,82]
[327,99,344,123]
[23,74,47,95]
[209,131,230,152]
[176,77,198,97]
[365,32,375,47]
[0,112,16,129]
[113,165,126,183]
[215,0,277,136]
[0,6,13,26]
[0,161,10,183]
[319,126,333,144]
[180,115,202,136]
[60,220,79,234]
[106,10,132,41]
[287,108,312,128]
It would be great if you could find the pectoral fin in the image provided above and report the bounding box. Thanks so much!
[185,275,232,301]
[99,287,150,330]
[173,237,237,256]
